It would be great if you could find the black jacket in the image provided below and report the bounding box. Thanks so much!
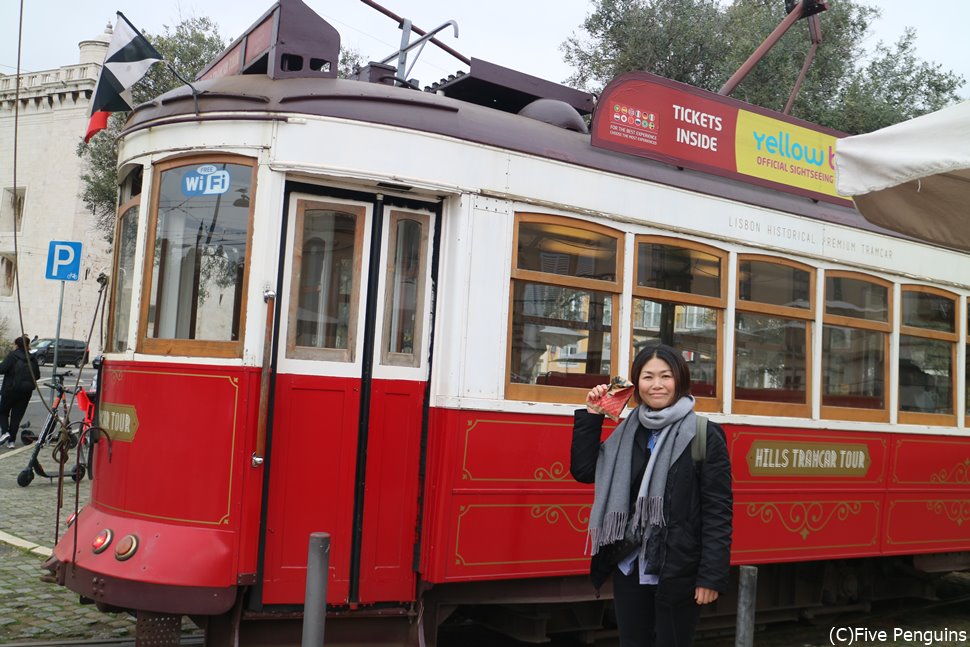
[0,348,36,396]
[570,409,733,591]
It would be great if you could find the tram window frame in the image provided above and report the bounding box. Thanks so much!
[898,285,957,426]
[380,210,430,368]
[506,213,623,404]
[966,298,970,423]
[733,255,815,418]
[106,167,143,353]
[631,236,726,413]
[286,198,367,363]
[820,271,892,423]
[138,155,256,358]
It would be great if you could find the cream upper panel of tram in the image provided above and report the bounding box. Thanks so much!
[267,113,970,289]
[122,112,970,289]
[118,119,275,169]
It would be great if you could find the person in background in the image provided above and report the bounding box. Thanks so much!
[571,342,733,647]
[0,336,39,449]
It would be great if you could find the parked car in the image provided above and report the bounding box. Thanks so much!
[30,338,89,367]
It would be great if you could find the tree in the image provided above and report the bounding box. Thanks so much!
[77,16,228,241]
[562,0,964,134]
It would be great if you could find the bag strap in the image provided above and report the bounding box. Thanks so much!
[692,415,708,464]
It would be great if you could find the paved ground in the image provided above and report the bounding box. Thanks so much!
[0,377,200,644]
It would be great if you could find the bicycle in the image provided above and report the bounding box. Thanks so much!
[16,370,96,487]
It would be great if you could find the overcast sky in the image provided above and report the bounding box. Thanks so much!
[3,0,968,97]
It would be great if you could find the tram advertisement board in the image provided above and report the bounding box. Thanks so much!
[591,72,852,207]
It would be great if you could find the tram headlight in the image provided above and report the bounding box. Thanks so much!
[114,534,139,561]
[66,508,82,527]
[92,528,113,554]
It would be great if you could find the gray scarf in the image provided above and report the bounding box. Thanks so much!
[586,396,696,572]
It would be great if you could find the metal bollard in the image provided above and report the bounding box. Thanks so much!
[302,532,331,647]
[735,565,758,647]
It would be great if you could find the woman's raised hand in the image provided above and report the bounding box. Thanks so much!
[585,384,609,413]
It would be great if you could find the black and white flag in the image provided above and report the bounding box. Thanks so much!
[85,12,163,143]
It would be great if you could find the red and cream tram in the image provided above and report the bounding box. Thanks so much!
[49,1,970,644]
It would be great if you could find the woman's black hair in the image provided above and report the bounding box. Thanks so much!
[13,335,27,350]
[629,342,692,406]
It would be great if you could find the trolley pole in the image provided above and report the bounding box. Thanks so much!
[302,532,330,647]
[735,565,758,647]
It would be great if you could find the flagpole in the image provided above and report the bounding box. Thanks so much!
[115,12,201,114]
[165,63,202,114]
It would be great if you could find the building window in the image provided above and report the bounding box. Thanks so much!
[899,286,956,424]
[507,214,622,402]
[734,256,815,417]
[632,237,726,410]
[0,254,15,297]
[821,272,891,422]
[0,187,25,232]
[139,156,254,357]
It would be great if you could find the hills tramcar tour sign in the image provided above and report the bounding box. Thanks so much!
[591,72,852,207]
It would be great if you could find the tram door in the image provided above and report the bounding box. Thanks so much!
[261,191,435,605]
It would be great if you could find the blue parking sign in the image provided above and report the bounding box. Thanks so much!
[46,241,82,281]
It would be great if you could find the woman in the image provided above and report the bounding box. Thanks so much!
[571,343,732,647]
[0,336,39,449]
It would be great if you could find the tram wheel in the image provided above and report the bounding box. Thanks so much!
[17,469,33,487]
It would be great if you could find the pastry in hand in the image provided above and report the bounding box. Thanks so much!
[588,376,635,421]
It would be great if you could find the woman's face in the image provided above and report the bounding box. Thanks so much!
[638,356,677,410]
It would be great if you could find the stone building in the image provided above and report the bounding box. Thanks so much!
[0,28,112,352]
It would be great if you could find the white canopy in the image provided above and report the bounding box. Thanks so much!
[834,100,970,251]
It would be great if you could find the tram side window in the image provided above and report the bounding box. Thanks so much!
[141,158,254,356]
[821,273,890,421]
[108,168,142,353]
[632,238,725,409]
[507,215,622,402]
[110,205,139,352]
[898,287,956,422]
[287,200,365,362]
[734,257,814,416]
[382,211,429,367]
[966,300,970,419]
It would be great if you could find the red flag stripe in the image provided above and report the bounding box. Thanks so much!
[85,111,110,143]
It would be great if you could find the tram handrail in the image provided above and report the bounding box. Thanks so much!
[252,289,276,467]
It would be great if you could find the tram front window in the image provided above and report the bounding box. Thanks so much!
[145,160,253,348]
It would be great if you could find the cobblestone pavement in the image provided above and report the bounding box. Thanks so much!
[0,388,200,644]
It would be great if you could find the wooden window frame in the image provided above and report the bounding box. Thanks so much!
[138,154,256,358]
[286,199,367,363]
[506,213,623,403]
[898,285,958,426]
[734,255,815,418]
[820,271,893,423]
[965,296,970,427]
[380,209,430,368]
[632,235,727,413]
[106,195,141,353]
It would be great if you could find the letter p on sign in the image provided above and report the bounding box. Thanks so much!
[45,241,83,281]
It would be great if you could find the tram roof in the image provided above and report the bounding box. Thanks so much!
[121,0,912,245]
